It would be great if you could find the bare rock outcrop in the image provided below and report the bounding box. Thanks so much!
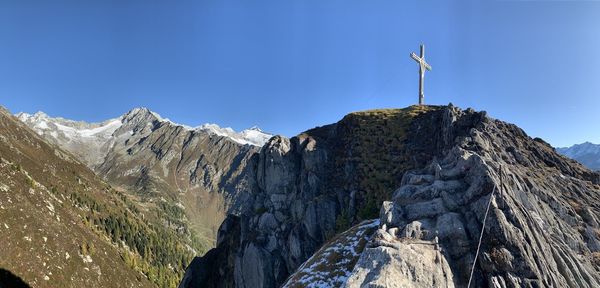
[180,105,600,287]
[347,106,600,287]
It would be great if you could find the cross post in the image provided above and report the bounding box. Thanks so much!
[410,44,432,105]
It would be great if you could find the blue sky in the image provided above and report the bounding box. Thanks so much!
[1,0,599,147]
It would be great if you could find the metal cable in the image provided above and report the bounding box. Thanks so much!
[466,184,497,288]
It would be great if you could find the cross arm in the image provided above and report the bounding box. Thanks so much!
[423,62,432,71]
[410,52,421,62]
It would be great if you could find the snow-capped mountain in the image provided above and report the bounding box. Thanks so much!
[17,108,273,166]
[16,111,123,166]
[16,108,274,245]
[556,142,600,171]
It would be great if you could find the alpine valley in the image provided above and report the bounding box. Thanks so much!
[3,104,600,288]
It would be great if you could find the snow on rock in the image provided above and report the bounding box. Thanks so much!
[282,219,379,288]
[78,119,122,138]
[16,108,274,153]
[240,126,273,146]
[16,111,123,167]
[196,124,273,146]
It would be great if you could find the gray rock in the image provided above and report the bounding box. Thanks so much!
[345,244,455,288]
[181,105,600,288]
[379,201,403,227]
[258,213,278,232]
[403,198,448,220]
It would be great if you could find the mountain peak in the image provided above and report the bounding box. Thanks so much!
[557,141,600,171]
[33,111,48,118]
[246,126,263,132]
[16,111,48,122]
[123,107,156,120]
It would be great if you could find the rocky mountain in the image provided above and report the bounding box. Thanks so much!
[557,142,600,171]
[17,108,273,246]
[0,106,200,287]
[180,105,600,287]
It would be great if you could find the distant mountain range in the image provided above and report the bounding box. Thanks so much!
[17,109,271,167]
[556,142,600,171]
[17,108,273,248]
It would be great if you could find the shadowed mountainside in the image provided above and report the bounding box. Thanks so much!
[0,268,31,288]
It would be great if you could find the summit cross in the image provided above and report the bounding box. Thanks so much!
[410,44,432,105]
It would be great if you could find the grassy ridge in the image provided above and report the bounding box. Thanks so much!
[317,106,441,228]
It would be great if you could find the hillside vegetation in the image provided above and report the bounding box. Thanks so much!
[0,107,200,287]
[333,105,441,219]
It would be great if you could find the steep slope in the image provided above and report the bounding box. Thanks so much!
[17,108,272,245]
[180,105,600,287]
[179,105,449,287]
[0,107,198,287]
[557,142,600,171]
[341,107,600,287]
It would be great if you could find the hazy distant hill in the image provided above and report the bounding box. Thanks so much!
[557,142,600,171]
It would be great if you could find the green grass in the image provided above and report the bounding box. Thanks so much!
[321,105,441,223]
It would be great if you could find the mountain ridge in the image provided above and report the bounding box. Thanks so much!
[16,107,273,154]
[557,142,600,171]
[17,107,274,248]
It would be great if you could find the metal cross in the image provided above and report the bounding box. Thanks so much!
[410,44,432,105]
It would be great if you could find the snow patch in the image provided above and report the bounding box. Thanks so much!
[196,124,272,146]
[282,219,380,288]
[78,119,122,137]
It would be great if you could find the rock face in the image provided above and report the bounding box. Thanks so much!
[354,106,600,287]
[17,108,273,244]
[345,236,454,288]
[181,105,600,287]
[557,142,600,171]
[179,105,458,287]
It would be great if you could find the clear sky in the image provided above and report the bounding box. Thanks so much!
[1,0,599,147]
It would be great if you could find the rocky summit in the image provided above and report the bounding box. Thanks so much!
[180,105,600,288]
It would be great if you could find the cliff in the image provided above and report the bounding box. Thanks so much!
[180,105,600,287]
